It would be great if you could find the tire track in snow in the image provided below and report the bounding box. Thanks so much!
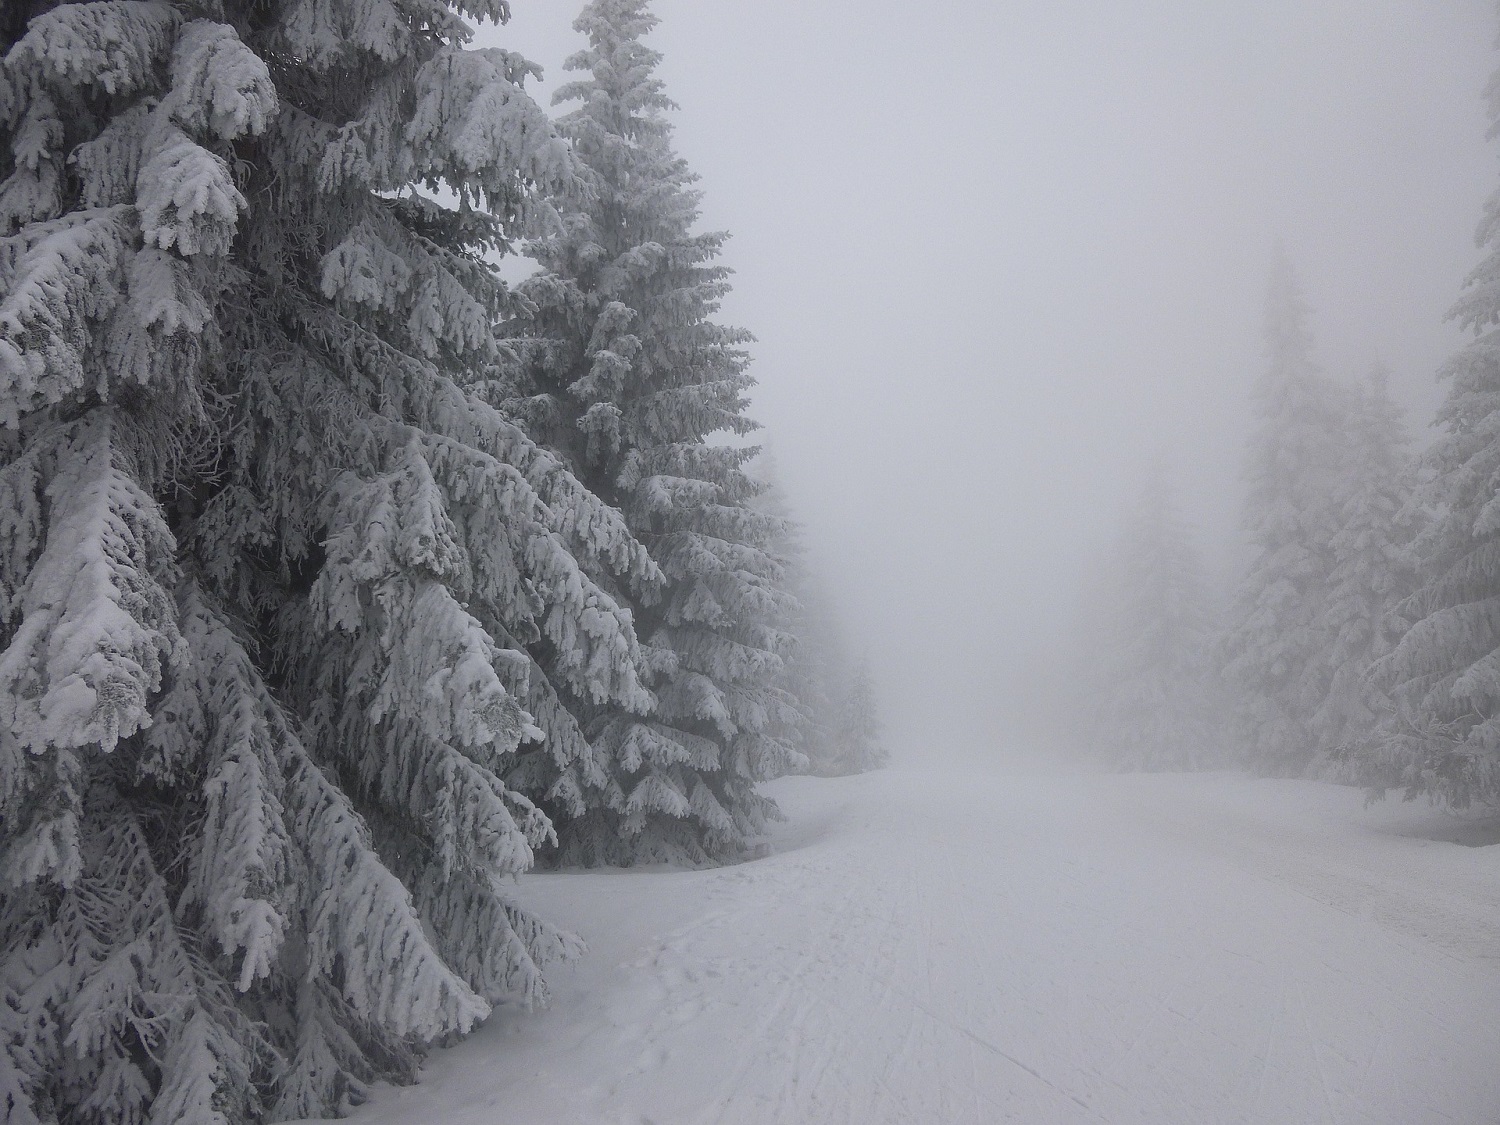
[331,770,1500,1125]
[853,960,1100,1117]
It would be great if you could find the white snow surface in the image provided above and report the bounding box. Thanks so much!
[303,768,1500,1124]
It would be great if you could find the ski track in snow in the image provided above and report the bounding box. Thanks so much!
[307,769,1500,1125]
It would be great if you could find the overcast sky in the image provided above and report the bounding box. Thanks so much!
[482,1,1499,760]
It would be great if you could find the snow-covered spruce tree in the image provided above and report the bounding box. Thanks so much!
[1221,258,1350,776]
[497,0,802,863]
[827,664,886,774]
[1376,64,1500,806]
[0,2,661,1120]
[1093,466,1217,771]
[744,451,862,775]
[1311,366,1423,778]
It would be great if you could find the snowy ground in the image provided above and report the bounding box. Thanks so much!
[304,768,1500,1125]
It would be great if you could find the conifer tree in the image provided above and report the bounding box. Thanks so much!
[773,573,845,775]
[744,452,866,775]
[1222,259,1349,775]
[0,1,660,1119]
[828,664,887,774]
[1093,467,1217,770]
[1312,367,1422,775]
[500,0,802,863]
[1378,63,1500,806]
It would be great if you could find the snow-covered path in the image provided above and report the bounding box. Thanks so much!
[323,769,1500,1125]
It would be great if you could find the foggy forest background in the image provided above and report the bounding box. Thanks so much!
[4,0,1500,1121]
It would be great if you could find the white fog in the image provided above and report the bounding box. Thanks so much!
[2,1,1498,1122]
[491,0,1498,762]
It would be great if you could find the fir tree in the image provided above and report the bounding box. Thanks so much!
[1312,367,1422,776]
[0,1,660,1119]
[500,0,803,863]
[744,452,863,777]
[828,664,886,775]
[1093,466,1218,771]
[1222,258,1349,776]
[1377,58,1500,806]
